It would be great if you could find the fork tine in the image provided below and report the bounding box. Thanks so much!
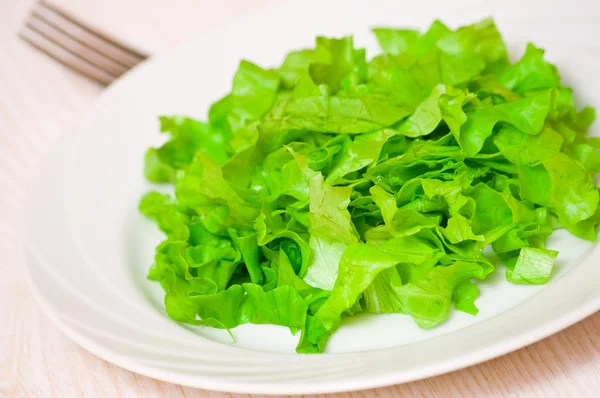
[36,1,148,68]
[26,14,130,77]
[19,25,116,85]
[19,0,150,85]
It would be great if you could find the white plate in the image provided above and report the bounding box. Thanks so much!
[24,0,600,394]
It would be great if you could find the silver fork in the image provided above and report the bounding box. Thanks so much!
[19,0,149,85]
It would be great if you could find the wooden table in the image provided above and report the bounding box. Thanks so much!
[1,1,599,396]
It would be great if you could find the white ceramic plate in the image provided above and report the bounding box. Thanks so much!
[24,0,600,394]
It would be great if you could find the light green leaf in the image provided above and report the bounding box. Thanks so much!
[543,153,599,225]
[507,247,558,284]
[459,90,555,155]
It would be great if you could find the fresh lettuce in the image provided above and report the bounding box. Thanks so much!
[140,18,599,353]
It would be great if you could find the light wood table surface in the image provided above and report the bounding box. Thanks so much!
[1,1,600,397]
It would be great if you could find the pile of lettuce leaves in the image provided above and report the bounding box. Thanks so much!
[140,18,600,353]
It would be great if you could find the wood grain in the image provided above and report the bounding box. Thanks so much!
[1,1,599,397]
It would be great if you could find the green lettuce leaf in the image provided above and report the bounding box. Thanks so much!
[146,115,231,176]
[227,60,280,132]
[304,172,360,290]
[543,153,599,225]
[506,247,558,284]
[139,192,190,241]
[459,90,555,155]
[396,84,474,138]
[500,43,560,93]
[299,238,435,352]
[259,87,413,135]
[372,28,420,55]
[188,284,308,329]
[176,152,260,233]
[144,148,175,182]
[326,129,396,183]
[309,36,366,93]
[140,17,599,354]
[452,280,480,315]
